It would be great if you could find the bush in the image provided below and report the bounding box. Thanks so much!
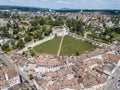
[1,44,11,52]
[16,39,25,50]
[28,74,33,80]
[75,51,79,56]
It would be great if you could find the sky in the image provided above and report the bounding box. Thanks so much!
[0,0,120,9]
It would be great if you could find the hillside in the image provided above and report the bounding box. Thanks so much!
[0,5,49,12]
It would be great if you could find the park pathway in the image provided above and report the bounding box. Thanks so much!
[17,35,55,54]
[57,35,64,56]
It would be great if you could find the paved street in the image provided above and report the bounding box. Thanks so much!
[0,53,14,69]
[0,49,34,86]
[105,68,120,90]
[17,35,55,54]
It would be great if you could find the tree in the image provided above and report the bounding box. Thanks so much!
[28,74,33,80]
[75,51,79,56]
[52,20,64,26]
[11,42,17,49]
[33,31,43,40]
[66,19,84,34]
[114,27,120,34]
[15,36,20,40]
[44,29,51,36]
[55,34,57,38]
[1,27,11,38]
[40,18,45,25]
[1,43,11,52]
[6,23,11,29]
[16,39,25,50]
[13,29,19,34]
[24,35,32,43]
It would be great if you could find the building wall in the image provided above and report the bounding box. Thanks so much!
[9,76,21,87]
[35,66,60,74]
[52,26,69,36]
[33,79,45,90]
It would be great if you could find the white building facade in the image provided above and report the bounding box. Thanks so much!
[52,26,69,36]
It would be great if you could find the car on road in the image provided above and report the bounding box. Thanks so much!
[116,80,120,88]
[27,47,32,49]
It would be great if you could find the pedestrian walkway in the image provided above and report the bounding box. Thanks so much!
[57,35,64,56]
[17,35,55,54]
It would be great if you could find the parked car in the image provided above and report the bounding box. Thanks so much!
[27,47,32,49]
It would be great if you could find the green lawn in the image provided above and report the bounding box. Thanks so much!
[32,36,96,56]
[60,36,96,55]
[33,37,61,55]
[112,33,120,41]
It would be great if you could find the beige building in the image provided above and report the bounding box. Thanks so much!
[52,26,69,36]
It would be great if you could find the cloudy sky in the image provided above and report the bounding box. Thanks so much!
[0,0,120,9]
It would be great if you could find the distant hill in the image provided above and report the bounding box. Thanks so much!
[55,8,120,15]
[56,8,81,13]
[58,8,72,10]
[0,5,49,12]
[0,5,119,15]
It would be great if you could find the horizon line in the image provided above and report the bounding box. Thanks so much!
[0,5,120,10]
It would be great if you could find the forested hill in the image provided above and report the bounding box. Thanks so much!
[0,5,120,15]
[56,9,120,15]
[0,5,49,12]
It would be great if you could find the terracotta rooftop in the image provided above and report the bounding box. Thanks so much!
[94,66,103,72]
[35,77,48,89]
[15,58,28,67]
[102,54,120,64]
[36,55,62,67]
[7,70,18,79]
[83,59,96,67]
[8,83,26,90]
[0,80,9,89]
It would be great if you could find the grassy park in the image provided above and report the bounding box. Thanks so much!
[32,36,96,56]
[33,37,61,55]
[60,36,96,55]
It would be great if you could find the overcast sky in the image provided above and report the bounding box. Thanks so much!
[0,0,120,9]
